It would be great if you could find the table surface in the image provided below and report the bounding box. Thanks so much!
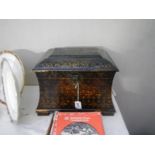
[0,86,128,135]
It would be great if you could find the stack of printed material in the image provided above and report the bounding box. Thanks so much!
[48,112,105,135]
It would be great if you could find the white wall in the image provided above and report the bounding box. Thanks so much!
[0,19,155,134]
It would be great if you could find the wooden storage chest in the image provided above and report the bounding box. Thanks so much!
[33,47,118,115]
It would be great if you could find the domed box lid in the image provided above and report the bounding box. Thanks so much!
[33,47,119,72]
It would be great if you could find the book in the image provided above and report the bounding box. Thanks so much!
[48,112,105,135]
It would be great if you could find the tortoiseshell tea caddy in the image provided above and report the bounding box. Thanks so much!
[33,47,118,115]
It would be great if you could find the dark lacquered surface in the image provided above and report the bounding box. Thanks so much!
[33,47,118,72]
[33,47,118,115]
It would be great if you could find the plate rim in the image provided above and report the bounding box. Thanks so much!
[1,59,20,122]
[0,50,25,93]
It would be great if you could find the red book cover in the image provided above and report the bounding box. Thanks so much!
[49,112,105,135]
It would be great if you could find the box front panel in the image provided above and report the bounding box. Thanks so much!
[36,72,115,115]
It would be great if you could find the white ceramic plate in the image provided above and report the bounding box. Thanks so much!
[0,51,25,93]
[2,60,20,122]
